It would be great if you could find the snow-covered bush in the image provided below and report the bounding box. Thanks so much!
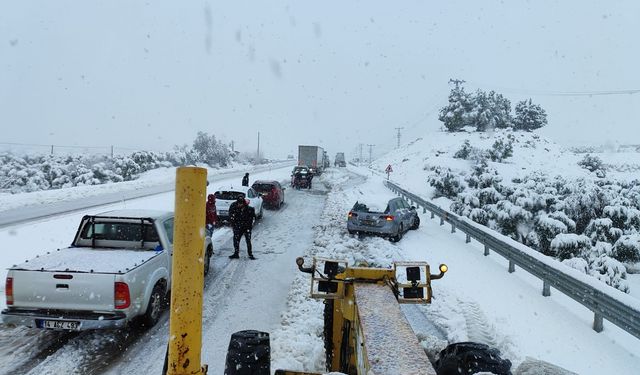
[550,233,591,261]
[486,200,532,241]
[584,218,622,245]
[487,137,514,162]
[578,154,606,177]
[612,235,640,264]
[562,257,588,274]
[513,98,547,131]
[453,140,473,159]
[534,214,568,255]
[428,167,465,198]
[588,253,630,293]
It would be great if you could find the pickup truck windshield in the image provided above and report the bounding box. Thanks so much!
[80,222,159,243]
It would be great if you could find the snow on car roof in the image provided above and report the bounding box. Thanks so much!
[95,209,172,220]
[215,185,250,193]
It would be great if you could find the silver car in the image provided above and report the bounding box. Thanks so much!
[347,197,420,242]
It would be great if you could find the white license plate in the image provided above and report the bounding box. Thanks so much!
[43,320,80,330]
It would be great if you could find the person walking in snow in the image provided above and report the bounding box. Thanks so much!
[241,172,249,187]
[228,196,256,259]
[205,194,218,236]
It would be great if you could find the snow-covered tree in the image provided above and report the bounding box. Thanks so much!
[470,90,512,131]
[513,99,547,131]
[192,131,231,167]
[438,86,473,132]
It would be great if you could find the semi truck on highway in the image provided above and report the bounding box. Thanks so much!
[2,210,213,331]
[335,152,346,167]
[298,145,325,175]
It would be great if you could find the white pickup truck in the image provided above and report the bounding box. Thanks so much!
[1,209,213,331]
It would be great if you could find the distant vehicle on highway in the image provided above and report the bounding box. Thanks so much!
[347,198,419,242]
[335,152,346,167]
[252,180,285,209]
[2,210,213,331]
[298,145,325,175]
[214,185,264,223]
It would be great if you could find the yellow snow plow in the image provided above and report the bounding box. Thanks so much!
[291,257,448,375]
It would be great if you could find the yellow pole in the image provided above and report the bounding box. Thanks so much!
[168,166,208,375]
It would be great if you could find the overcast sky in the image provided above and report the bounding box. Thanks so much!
[1,1,639,159]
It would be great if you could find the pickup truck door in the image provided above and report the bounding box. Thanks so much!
[160,218,174,288]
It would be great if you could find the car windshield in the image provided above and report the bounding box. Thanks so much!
[215,191,245,200]
[252,183,274,192]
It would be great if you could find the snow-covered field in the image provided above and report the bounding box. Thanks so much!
[0,164,639,374]
[370,129,640,195]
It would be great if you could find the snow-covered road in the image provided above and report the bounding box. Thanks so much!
[1,166,639,375]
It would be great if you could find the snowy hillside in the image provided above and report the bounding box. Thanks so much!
[371,129,640,295]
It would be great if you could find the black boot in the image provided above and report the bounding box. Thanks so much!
[248,253,256,260]
[229,252,239,259]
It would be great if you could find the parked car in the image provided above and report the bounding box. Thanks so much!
[214,185,264,223]
[1,210,213,331]
[251,180,285,209]
[346,198,419,242]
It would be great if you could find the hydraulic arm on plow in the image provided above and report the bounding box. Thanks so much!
[278,257,448,375]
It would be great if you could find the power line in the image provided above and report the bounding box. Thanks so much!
[466,80,640,97]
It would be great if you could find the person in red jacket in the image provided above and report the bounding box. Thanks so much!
[205,194,218,236]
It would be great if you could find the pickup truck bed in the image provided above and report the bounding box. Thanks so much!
[15,247,162,274]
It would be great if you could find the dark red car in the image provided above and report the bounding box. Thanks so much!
[251,180,285,209]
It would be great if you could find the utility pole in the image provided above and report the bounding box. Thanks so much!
[50,145,54,155]
[367,144,375,164]
[448,78,466,89]
[358,143,363,165]
[110,145,114,158]
[230,140,235,152]
[257,132,260,162]
[394,127,404,149]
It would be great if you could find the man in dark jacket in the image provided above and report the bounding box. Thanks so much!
[228,196,256,259]
[241,173,249,187]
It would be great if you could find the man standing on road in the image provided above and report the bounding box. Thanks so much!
[242,172,249,187]
[228,196,256,259]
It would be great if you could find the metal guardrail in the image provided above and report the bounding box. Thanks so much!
[384,180,640,340]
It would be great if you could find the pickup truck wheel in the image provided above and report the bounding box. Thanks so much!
[142,283,165,327]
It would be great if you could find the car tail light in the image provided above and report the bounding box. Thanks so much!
[381,215,394,221]
[348,211,357,219]
[114,282,130,309]
[5,277,13,306]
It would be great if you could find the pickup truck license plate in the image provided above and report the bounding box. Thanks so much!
[219,210,228,216]
[40,320,80,330]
